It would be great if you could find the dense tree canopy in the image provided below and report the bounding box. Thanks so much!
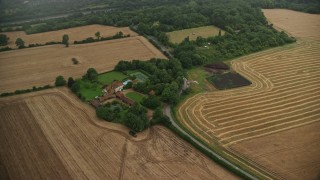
[67,77,75,88]
[115,58,184,105]
[83,68,98,81]
[62,34,69,47]
[123,103,149,132]
[55,76,67,86]
[0,34,9,46]
[15,38,25,48]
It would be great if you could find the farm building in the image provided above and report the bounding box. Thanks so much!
[90,100,101,108]
[123,80,132,86]
[99,94,116,102]
[116,92,135,106]
[104,81,124,94]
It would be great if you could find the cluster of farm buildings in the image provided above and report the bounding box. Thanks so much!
[90,80,134,108]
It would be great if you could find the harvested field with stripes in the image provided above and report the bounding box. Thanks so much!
[177,10,320,180]
[0,88,238,180]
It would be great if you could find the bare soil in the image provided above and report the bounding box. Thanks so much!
[1,25,138,48]
[0,36,166,93]
[0,88,238,180]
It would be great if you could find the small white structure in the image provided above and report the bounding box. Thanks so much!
[123,80,132,86]
[104,81,124,94]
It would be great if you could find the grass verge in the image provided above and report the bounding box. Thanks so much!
[125,91,145,103]
[97,71,128,85]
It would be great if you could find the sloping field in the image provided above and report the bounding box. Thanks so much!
[1,25,138,48]
[167,26,224,44]
[0,88,238,180]
[262,9,320,40]
[177,10,320,179]
[0,36,166,93]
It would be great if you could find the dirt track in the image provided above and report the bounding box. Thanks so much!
[0,36,166,93]
[1,25,138,48]
[177,10,320,179]
[0,88,238,180]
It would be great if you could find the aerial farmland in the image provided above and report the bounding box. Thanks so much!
[177,9,320,179]
[0,33,166,93]
[0,0,319,179]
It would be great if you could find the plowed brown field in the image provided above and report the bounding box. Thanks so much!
[177,10,320,179]
[1,25,138,48]
[0,36,166,93]
[0,88,238,180]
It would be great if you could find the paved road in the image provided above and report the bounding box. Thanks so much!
[144,35,174,59]
[163,105,258,180]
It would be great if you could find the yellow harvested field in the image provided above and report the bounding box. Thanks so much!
[1,25,138,48]
[263,9,320,40]
[167,26,224,44]
[177,10,320,179]
[0,88,238,180]
[0,36,167,93]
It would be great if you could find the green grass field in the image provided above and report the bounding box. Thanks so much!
[187,68,213,93]
[166,26,224,44]
[97,71,128,85]
[78,80,103,101]
[125,92,145,103]
[126,70,149,82]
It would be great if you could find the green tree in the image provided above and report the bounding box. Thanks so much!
[142,95,161,109]
[95,31,101,40]
[55,76,66,86]
[84,68,98,81]
[67,77,75,87]
[15,38,25,48]
[71,82,80,93]
[0,34,9,46]
[161,82,179,104]
[151,108,171,126]
[123,103,149,132]
[96,106,113,121]
[151,108,163,125]
[62,34,69,47]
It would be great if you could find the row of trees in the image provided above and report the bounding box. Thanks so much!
[2,34,69,49]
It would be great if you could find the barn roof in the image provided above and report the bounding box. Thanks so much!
[90,100,101,108]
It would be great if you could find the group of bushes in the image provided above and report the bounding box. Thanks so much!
[0,85,52,97]
[74,31,129,44]
[0,75,68,98]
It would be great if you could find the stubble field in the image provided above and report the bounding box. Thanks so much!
[177,9,320,179]
[1,25,138,48]
[262,9,320,40]
[0,88,238,180]
[0,36,167,93]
